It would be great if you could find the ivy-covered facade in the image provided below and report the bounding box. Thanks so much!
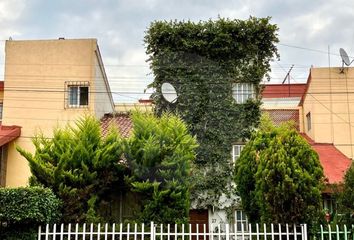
[145,17,279,225]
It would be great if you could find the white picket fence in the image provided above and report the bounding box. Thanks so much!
[38,222,308,240]
[318,225,354,240]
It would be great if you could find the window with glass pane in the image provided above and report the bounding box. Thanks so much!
[0,103,3,120]
[235,210,248,232]
[68,85,88,107]
[306,112,311,131]
[232,83,255,103]
[232,145,244,163]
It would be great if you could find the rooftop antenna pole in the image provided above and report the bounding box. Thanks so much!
[282,64,294,96]
[282,64,294,84]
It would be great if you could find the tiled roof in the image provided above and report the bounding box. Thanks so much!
[0,125,21,146]
[100,113,132,138]
[261,84,307,98]
[301,133,352,184]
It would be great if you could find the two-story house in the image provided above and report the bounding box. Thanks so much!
[262,70,353,213]
[0,38,114,187]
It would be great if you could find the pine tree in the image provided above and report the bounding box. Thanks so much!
[125,112,198,224]
[17,116,127,223]
[234,115,324,224]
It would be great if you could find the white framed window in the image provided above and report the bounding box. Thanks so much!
[232,144,244,163]
[232,83,255,104]
[235,210,248,232]
[65,82,89,108]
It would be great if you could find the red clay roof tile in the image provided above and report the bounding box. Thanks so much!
[300,133,352,184]
[100,113,132,138]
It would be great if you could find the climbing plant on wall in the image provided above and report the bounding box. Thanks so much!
[145,17,279,208]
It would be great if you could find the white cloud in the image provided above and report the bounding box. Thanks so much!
[0,0,26,22]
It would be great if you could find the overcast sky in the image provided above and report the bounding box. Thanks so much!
[1,0,354,102]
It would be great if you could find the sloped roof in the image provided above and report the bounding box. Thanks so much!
[261,84,308,98]
[101,113,132,138]
[0,125,21,146]
[301,133,352,184]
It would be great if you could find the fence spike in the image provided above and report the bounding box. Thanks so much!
[75,223,79,240]
[204,224,207,240]
[60,223,64,240]
[83,223,86,240]
[226,224,230,240]
[218,223,221,240]
[105,223,109,240]
[120,223,123,240]
[160,223,164,240]
[134,223,138,240]
[98,223,101,240]
[286,224,289,240]
[90,223,94,240]
[68,223,72,240]
[141,223,144,240]
[38,225,42,240]
[127,223,130,240]
[263,223,267,240]
[45,224,49,240]
[249,223,252,240]
[344,225,347,240]
[53,224,57,240]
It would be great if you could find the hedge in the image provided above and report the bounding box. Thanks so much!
[0,186,61,239]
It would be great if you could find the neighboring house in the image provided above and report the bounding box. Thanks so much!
[302,67,354,160]
[0,38,115,187]
[115,99,153,113]
[262,72,352,213]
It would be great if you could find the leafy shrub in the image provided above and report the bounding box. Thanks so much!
[17,116,128,223]
[0,187,61,240]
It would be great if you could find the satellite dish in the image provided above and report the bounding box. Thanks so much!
[340,48,351,66]
[161,82,178,103]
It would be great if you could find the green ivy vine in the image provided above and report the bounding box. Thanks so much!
[145,17,279,209]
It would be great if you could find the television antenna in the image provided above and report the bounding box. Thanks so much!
[161,82,178,103]
[339,48,353,73]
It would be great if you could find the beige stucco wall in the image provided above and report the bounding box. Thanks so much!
[94,50,114,117]
[302,67,354,158]
[2,39,114,186]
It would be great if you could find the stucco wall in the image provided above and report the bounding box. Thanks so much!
[94,51,114,118]
[303,67,354,158]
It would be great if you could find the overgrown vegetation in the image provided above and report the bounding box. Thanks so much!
[338,162,354,224]
[145,17,279,207]
[234,115,324,224]
[16,113,196,224]
[17,116,128,223]
[125,112,198,224]
[0,187,61,240]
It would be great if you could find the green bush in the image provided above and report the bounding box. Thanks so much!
[0,186,61,240]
